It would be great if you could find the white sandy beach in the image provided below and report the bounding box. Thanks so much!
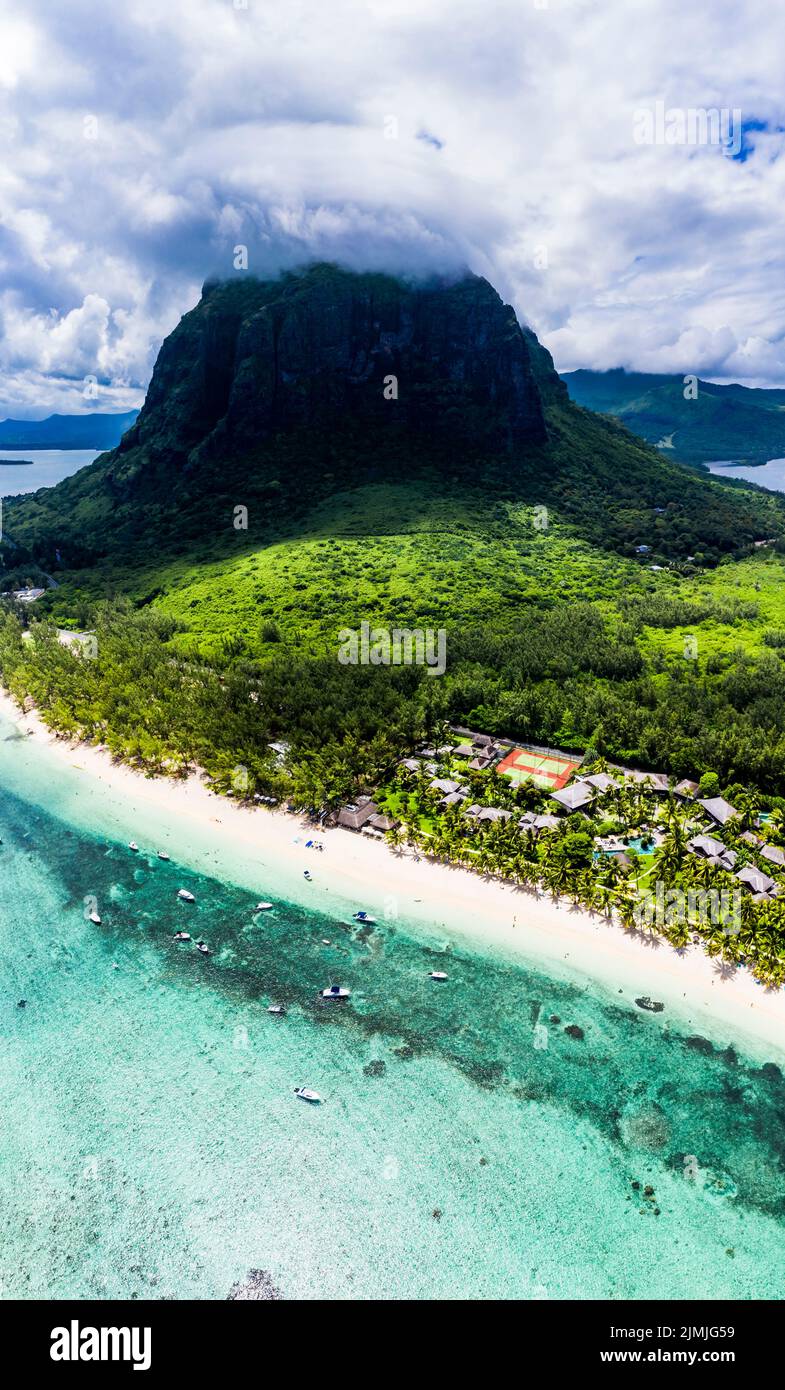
[2,686,785,1060]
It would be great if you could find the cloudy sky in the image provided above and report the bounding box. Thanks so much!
[0,0,783,417]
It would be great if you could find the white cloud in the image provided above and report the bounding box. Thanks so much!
[0,0,784,419]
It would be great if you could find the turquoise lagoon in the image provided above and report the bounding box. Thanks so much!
[1,715,785,1300]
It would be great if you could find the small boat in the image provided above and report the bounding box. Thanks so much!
[267,1004,285,1015]
[429,971,448,981]
[352,911,376,924]
[303,870,312,881]
[128,842,139,852]
[255,902,274,911]
[321,984,351,999]
[294,1086,322,1103]
[173,931,191,942]
[196,942,210,956]
[177,889,195,902]
[89,911,102,925]
[157,851,170,861]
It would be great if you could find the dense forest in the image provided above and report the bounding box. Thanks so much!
[3,595,785,804]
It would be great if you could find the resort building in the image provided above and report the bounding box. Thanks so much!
[688,834,738,870]
[674,779,699,799]
[439,790,468,808]
[582,772,616,793]
[364,812,398,835]
[336,797,379,831]
[551,781,595,812]
[621,769,671,793]
[399,758,421,773]
[430,778,463,796]
[736,864,780,897]
[761,843,785,868]
[698,796,738,826]
[518,812,561,833]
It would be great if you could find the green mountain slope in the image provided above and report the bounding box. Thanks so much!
[562,368,785,465]
[3,265,783,602]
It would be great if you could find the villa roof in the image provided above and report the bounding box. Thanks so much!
[534,813,560,830]
[475,807,512,823]
[761,843,785,868]
[337,798,378,831]
[453,744,474,758]
[551,781,594,811]
[399,758,421,773]
[583,772,615,792]
[429,778,463,795]
[688,833,727,858]
[468,756,494,771]
[736,864,777,895]
[439,791,467,807]
[674,779,699,799]
[698,796,738,825]
[518,813,559,833]
[623,770,671,792]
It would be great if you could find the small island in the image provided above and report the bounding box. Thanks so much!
[0,459,33,466]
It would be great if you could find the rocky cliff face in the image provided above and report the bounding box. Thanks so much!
[113,263,551,483]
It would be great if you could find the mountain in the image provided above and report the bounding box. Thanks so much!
[4,264,785,796]
[0,410,139,451]
[2,264,783,594]
[561,369,785,465]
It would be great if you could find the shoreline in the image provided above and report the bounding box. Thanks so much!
[2,688,785,1060]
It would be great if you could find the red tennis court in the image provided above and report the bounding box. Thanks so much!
[496,746,582,791]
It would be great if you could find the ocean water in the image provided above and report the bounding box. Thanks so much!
[708,457,785,494]
[1,719,785,1299]
[0,450,100,499]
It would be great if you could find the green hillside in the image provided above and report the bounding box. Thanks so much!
[562,368,785,465]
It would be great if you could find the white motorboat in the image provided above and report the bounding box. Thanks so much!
[172,931,191,942]
[177,889,196,902]
[267,1004,285,1014]
[352,911,376,924]
[89,911,102,925]
[321,984,351,999]
[128,842,139,852]
[157,851,170,861]
[429,971,448,981]
[255,902,274,911]
[196,942,210,955]
[294,1086,322,1103]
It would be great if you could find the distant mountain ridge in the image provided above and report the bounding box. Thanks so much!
[0,410,139,451]
[561,369,785,465]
